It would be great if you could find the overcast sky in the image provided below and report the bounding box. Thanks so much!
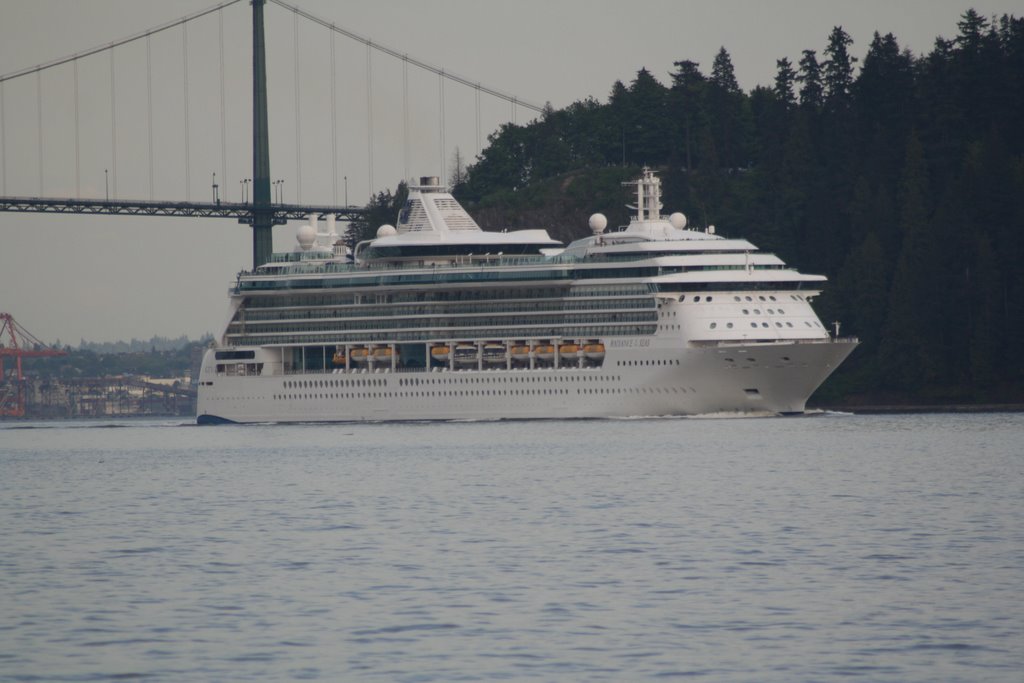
[0,0,1019,344]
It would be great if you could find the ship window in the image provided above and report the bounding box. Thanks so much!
[706,296,713,302]
[754,309,761,314]
[734,296,741,302]
[694,296,701,302]
[767,309,775,314]
[710,323,717,329]
[776,322,783,327]
[742,309,749,315]
[745,296,752,301]
[769,296,777,301]
[751,323,757,328]
[787,322,794,327]
[778,308,785,314]
[762,322,769,328]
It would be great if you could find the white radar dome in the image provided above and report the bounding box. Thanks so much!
[588,213,608,235]
[376,224,397,238]
[296,223,316,250]
[669,212,687,230]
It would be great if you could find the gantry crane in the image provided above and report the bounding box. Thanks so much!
[0,313,67,417]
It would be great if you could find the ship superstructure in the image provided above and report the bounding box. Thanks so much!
[197,170,856,423]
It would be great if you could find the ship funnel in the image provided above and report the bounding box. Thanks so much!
[419,176,440,187]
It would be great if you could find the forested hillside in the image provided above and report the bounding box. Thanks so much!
[356,10,1024,405]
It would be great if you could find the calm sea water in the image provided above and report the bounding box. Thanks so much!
[1,413,1021,682]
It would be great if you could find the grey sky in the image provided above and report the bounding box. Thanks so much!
[0,0,1018,344]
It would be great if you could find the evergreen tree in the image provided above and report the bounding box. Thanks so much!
[879,131,940,390]
[796,50,823,110]
[773,57,797,108]
[669,60,707,170]
[823,26,857,108]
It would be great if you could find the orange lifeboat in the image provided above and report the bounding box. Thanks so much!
[510,344,532,361]
[559,343,581,356]
[430,345,452,362]
[349,347,370,364]
[534,344,555,362]
[372,347,394,361]
[583,343,605,361]
[332,349,347,366]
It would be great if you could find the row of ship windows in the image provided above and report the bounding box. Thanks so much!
[618,359,680,366]
[266,385,694,402]
[708,321,822,330]
[243,285,654,309]
[230,325,659,345]
[233,311,656,331]
[240,299,654,322]
[282,374,625,390]
[687,294,806,303]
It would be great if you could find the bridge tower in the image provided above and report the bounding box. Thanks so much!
[251,0,274,269]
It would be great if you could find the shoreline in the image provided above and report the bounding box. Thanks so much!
[813,403,1024,415]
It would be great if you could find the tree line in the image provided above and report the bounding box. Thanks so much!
[352,10,1024,403]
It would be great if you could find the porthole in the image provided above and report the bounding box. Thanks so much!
[786,322,794,328]
[734,296,741,302]
[743,309,749,315]
[707,296,713,302]
[710,322,717,329]
[745,296,752,301]
[694,296,701,302]
[754,309,761,314]
[775,322,783,327]
[767,308,775,314]
[759,296,766,301]
[769,296,777,301]
[726,322,734,329]
[762,322,769,328]
[751,322,757,328]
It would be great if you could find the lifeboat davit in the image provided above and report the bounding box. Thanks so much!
[332,350,347,366]
[583,343,606,361]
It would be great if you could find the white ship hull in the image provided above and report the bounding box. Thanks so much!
[197,337,856,423]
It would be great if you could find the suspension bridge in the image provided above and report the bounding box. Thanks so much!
[0,0,544,268]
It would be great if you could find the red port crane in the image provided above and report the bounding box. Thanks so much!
[0,313,67,417]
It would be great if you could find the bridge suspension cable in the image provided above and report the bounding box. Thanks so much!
[267,0,544,115]
[0,0,245,85]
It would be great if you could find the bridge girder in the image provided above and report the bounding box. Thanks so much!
[0,197,367,224]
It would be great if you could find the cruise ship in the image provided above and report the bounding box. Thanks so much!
[196,169,857,423]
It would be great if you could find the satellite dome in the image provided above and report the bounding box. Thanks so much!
[296,223,316,250]
[588,213,608,235]
[669,212,687,230]
[376,224,397,238]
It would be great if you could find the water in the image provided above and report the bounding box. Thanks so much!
[1,413,1021,682]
